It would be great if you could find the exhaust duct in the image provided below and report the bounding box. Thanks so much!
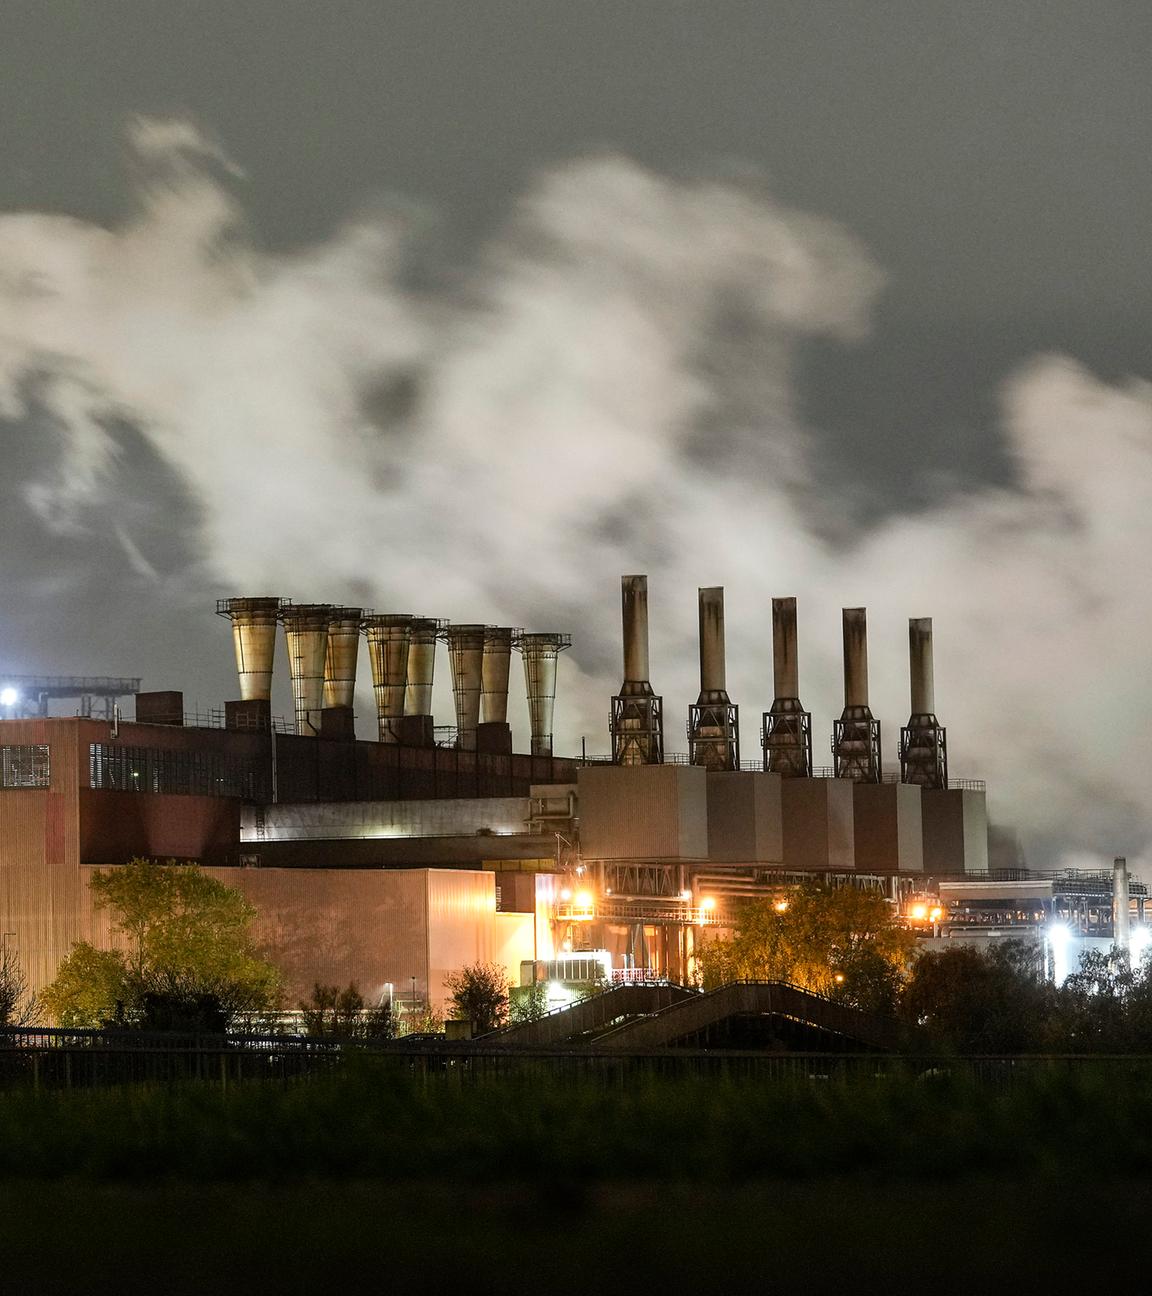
[762,596,811,777]
[899,617,948,789]
[517,632,572,757]
[277,602,334,736]
[832,607,881,781]
[687,586,738,771]
[323,607,363,711]
[1114,856,1131,954]
[362,614,414,744]
[216,597,280,702]
[444,624,487,751]
[404,618,441,718]
[610,574,664,765]
[481,628,514,725]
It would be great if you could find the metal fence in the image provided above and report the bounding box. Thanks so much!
[5,1027,1152,1090]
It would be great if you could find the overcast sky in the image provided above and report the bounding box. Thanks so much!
[3,2,1152,866]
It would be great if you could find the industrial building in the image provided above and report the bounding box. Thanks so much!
[0,579,993,1011]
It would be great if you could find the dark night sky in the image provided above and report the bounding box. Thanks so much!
[3,2,1152,864]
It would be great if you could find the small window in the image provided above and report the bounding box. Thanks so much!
[1,744,51,789]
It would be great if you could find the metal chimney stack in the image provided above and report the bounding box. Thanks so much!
[216,597,281,701]
[481,628,514,724]
[1114,856,1131,954]
[762,596,811,777]
[277,602,334,736]
[362,614,414,744]
[444,624,487,751]
[899,617,948,789]
[403,618,441,719]
[832,607,881,781]
[517,632,572,757]
[687,586,738,771]
[323,607,363,710]
[610,575,664,765]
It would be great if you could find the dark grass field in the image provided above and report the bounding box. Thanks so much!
[2,1063,1150,1290]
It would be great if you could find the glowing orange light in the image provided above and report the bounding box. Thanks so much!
[701,896,717,911]
[574,890,593,908]
[774,899,789,913]
[929,906,944,923]
[909,902,929,922]
[833,973,845,984]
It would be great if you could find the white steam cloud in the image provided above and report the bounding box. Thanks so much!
[2,119,1150,869]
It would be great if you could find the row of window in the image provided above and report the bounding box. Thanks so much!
[88,744,267,799]
[0,744,51,788]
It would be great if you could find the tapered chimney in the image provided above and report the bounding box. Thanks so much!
[217,597,280,701]
[517,632,571,757]
[832,607,880,781]
[688,586,738,771]
[762,596,811,777]
[900,617,947,789]
[611,575,664,765]
[403,619,440,719]
[481,628,514,725]
[323,607,363,710]
[444,625,487,751]
[277,602,333,736]
[362,614,413,744]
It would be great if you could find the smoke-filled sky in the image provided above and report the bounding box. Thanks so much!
[3,2,1152,869]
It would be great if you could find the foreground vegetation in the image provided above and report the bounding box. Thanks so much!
[3,1062,1152,1183]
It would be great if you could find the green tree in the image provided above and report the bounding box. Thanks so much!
[444,961,511,1034]
[697,884,916,1012]
[508,981,549,1024]
[299,982,395,1040]
[41,859,281,1029]
[0,943,39,1027]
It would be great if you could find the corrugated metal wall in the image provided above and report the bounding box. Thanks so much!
[242,797,530,842]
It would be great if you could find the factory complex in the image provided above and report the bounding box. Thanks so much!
[0,577,1131,1017]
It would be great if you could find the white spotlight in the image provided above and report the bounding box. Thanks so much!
[0,688,17,708]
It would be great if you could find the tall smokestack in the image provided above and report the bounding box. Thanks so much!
[362,614,413,744]
[217,597,280,701]
[832,607,880,781]
[323,607,363,710]
[278,602,333,736]
[688,586,738,771]
[517,632,571,757]
[762,596,811,777]
[611,575,664,765]
[1114,856,1131,954]
[481,628,514,725]
[900,617,948,789]
[444,625,487,751]
[403,618,440,719]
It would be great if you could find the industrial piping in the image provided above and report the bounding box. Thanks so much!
[444,624,487,751]
[517,632,571,757]
[216,597,280,702]
[687,586,738,771]
[899,617,948,789]
[278,602,334,736]
[611,574,664,765]
[832,607,881,781]
[323,607,363,711]
[762,596,811,777]
[481,628,514,725]
[363,614,414,744]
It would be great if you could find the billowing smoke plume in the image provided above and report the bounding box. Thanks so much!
[2,119,1150,869]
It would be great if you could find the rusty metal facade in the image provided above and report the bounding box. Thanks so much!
[216,597,281,702]
[762,596,812,778]
[277,603,333,736]
[610,575,664,766]
[516,632,571,758]
[687,586,738,771]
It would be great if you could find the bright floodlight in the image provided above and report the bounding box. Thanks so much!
[0,687,17,707]
[1131,926,1151,962]
[1047,922,1072,946]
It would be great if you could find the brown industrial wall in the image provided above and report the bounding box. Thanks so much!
[79,790,240,866]
[780,778,855,872]
[578,765,709,861]
[921,788,989,875]
[706,771,784,864]
[853,783,924,874]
